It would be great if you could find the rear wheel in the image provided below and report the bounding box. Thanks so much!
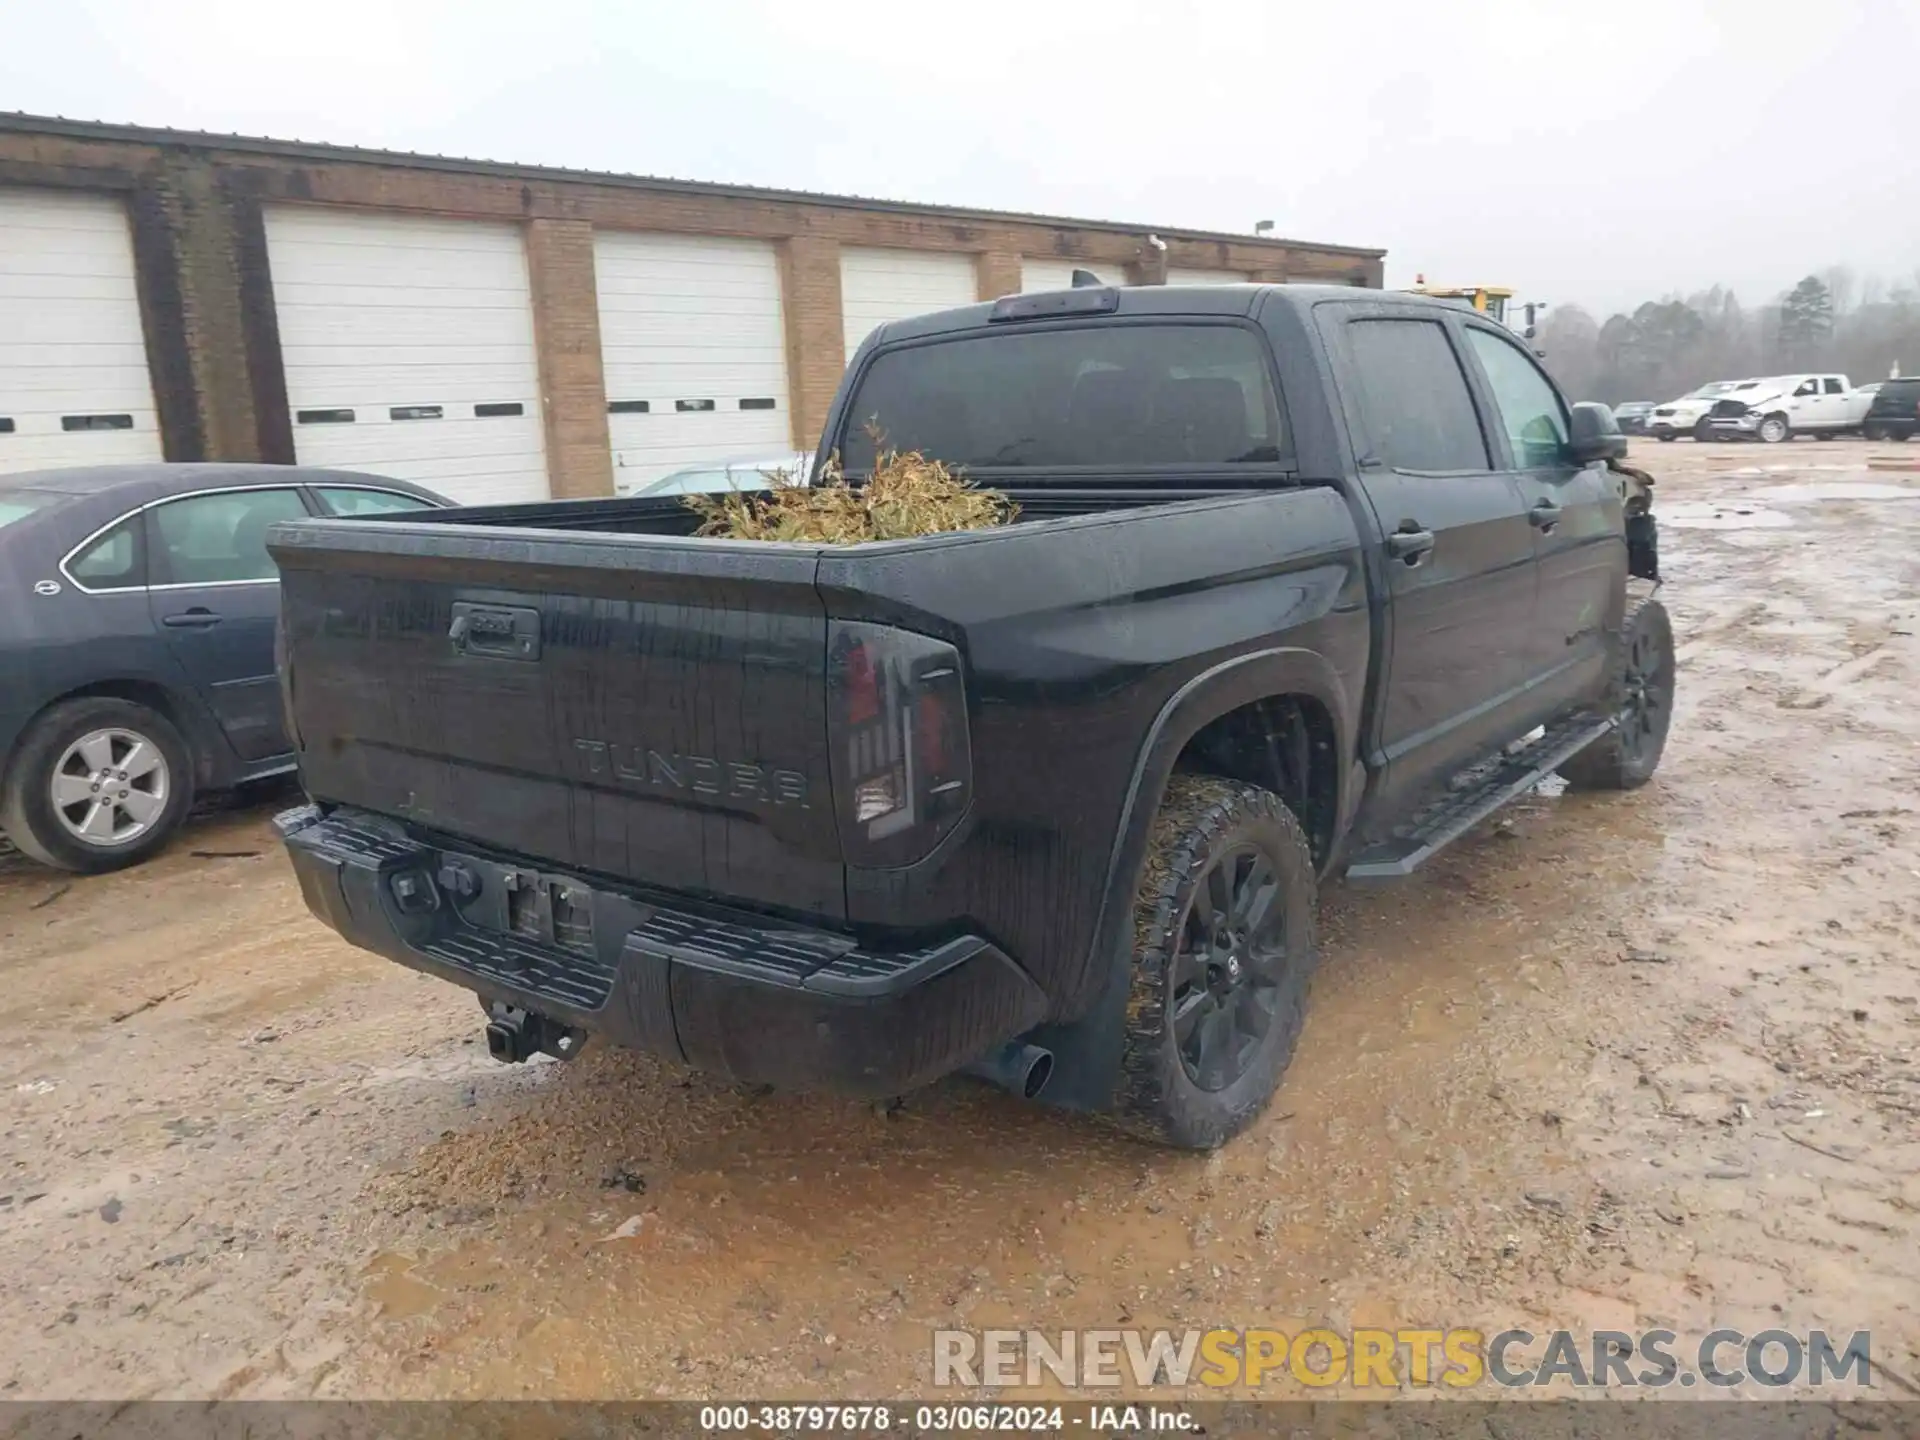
[1111,776,1317,1150]
[0,698,194,873]
[1561,597,1675,792]
[1692,419,1714,442]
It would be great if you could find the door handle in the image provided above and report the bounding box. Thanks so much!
[1529,499,1563,532]
[1385,524,1436,564]
[161,608,222,628]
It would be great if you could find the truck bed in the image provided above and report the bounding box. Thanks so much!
[267,480,1367,1013]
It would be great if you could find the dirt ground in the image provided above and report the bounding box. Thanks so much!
[2,439,1917,1403]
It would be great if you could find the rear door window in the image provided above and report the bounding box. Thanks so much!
[149,488,311,586]
[1342,318,1491,473]
[838,323,1285,473]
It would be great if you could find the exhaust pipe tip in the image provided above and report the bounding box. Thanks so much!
[962,1041,1055,1101]
[1020,1049,1054,1099]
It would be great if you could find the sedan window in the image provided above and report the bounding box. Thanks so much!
[0,490,62,529]
[67,517,146,590]
[314,486,435,517]
[150,488,310,586]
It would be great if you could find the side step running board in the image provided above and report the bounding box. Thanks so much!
[1344,714,1616,881]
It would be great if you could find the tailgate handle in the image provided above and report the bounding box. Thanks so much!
[449,602,542,661]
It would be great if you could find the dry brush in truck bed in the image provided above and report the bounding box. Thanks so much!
[685,442,1017,544]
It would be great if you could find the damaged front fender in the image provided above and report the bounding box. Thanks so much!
[1608,458,1660,583]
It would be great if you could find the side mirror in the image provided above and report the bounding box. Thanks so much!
[1566,401,1628,464]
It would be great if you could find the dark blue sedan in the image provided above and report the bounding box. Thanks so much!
[0,464,447,872]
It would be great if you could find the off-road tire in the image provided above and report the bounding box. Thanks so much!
[0,697,194,873]
[1560,597,1675,792]
[1110,776,1317,1150]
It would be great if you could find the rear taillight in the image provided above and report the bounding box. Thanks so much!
[828,621,973,867]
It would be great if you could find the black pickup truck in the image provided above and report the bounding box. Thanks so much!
[269,283,1670,1150]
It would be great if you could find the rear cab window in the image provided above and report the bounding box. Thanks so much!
[836,323,1287,474]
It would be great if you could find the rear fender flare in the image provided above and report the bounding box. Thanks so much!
[1030,647,1355,1112]
[1093,647,1352,1001]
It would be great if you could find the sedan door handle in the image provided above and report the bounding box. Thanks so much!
[1529,499,1563,532]
[1385,525,1436,564]
[161,608,222,628]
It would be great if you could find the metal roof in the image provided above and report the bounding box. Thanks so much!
[0,111,1386,261]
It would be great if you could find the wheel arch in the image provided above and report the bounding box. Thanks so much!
[1033,647,1355,1112]
[3,678,227,793]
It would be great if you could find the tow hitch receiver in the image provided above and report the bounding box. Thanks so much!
[483,1002,589,1064]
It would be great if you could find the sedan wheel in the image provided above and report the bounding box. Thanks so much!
[0,697,194,873]
[50,728,172,846]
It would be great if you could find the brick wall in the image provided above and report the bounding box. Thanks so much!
[0,117,1386,497]
[778,235,847,454]
[525,219,614,500]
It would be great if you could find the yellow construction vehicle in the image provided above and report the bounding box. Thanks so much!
[1406,276,1516,327]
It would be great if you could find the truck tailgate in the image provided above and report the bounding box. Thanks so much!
[269,520,844,920]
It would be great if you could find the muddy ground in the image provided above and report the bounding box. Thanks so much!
[2,439,1916,1402]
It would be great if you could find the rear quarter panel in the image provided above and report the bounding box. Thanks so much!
[817,488,1368,1017]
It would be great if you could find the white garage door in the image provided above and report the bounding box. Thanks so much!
[1167,266,1252,285]
[841,249,977,360]
[265,208,549,505]
[595,232,793,494]
[1020,258,1131,292]
[0,189,162,475]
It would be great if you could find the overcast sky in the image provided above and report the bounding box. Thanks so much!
[5,0,1915,316]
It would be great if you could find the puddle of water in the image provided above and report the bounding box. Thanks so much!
[1660,502,1795,530]
[363,1251,441,1319]
[1751,482,1920,504]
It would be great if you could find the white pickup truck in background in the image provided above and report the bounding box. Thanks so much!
[1706,373,1873,443]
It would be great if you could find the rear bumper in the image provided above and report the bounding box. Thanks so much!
[277,805,1048,1096]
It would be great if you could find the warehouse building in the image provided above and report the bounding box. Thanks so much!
[0,113,1385,502]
